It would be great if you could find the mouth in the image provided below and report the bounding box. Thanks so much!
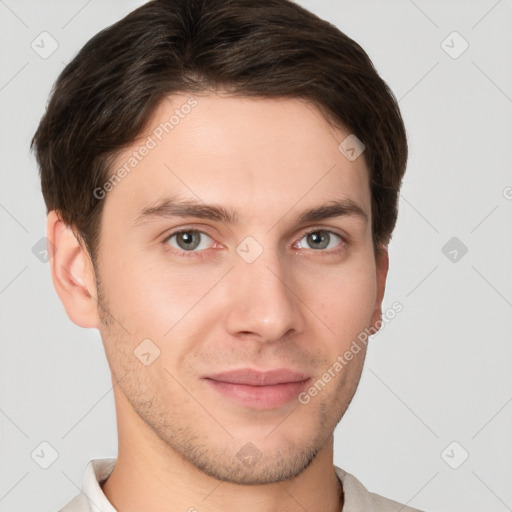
[202,368,311,409]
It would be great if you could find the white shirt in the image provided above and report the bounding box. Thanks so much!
[58,458,424,512]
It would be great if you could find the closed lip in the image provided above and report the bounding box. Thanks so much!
[203,368,310,386]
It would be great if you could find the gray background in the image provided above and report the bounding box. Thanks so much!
[1,1,511,511]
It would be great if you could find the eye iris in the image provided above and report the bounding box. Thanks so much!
[307,231,330,250]
[177,231,201,250]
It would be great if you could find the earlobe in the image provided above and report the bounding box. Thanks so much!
[369,245,389,334]
[46,210,100,329]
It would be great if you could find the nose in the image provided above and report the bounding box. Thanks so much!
[223,246,306,343]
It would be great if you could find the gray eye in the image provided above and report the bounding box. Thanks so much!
[167,230,213,251]
[299,230,342,250]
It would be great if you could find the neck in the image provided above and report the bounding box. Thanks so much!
[101,416,343,512]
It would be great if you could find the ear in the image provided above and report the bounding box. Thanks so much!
[46,210,100,328]
[369,244,389,333]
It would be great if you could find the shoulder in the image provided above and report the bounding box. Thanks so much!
[58,492,90,512]
[334,466,425,512]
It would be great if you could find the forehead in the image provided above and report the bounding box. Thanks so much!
[103,93,371,227]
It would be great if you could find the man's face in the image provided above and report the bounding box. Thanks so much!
[91,93,386,484]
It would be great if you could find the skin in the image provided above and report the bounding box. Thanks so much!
[47,92,388,512]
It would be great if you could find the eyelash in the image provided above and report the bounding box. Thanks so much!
[162,227,350,259]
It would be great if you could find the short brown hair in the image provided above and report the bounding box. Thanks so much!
[31,0,407,265]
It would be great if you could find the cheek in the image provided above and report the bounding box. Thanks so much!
[308,256,377,349]
[99,243,224,342]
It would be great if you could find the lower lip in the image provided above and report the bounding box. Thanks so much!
[204,379,311,409]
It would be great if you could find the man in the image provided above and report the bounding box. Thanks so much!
[32,0,420,510]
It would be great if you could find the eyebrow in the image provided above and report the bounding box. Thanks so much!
[132,196,368,227]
